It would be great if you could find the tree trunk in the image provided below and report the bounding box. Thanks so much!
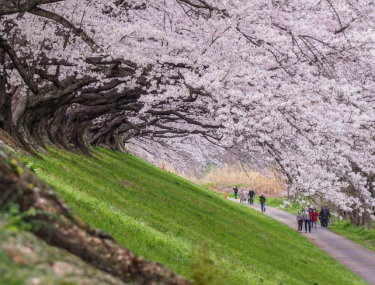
[28,115,47,149]
[0,50,22,149]
[348,209,362,229]
[43,106,70,149]
[363,211,372,230]
[90,116,124,146]
[339,210,349,221]
[294,191,298,202]
[67,120,92,155]
[0,48,9,131]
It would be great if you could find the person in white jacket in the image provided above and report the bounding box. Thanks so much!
[303,208,312,233]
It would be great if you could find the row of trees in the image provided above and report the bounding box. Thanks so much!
[1,0,375,228]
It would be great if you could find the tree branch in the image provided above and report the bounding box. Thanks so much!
[0,0,64,16]
[0,34,38,94]
[29,7,102,52]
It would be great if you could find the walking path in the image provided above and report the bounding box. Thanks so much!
[228,198,375,285]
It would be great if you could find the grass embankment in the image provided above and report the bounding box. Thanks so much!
[22,148,367,285]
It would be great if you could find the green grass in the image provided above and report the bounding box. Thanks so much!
[267,197,301,215]
[329,220,375,252]
[21,147,367,285]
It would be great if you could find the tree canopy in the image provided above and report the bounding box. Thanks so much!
[1,0,375,226]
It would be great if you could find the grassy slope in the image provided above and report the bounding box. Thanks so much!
[22,147,366,285]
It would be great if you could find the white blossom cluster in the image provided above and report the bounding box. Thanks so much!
[1,0,375,218]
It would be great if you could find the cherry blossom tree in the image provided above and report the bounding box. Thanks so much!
[1,0,375,228]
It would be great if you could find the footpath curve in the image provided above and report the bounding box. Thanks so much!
[228,198,375,285]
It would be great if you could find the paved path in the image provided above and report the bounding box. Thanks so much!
[228,198,375,285]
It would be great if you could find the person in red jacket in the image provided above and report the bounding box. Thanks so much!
[310,208,320,228]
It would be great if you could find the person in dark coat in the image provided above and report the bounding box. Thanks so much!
[248,188,256,204]
[259,193,266,212]
[233,186,239,199]
[320,205,331,228]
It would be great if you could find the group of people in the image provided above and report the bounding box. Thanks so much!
[233,186,266,212]
[296,205,331,233]
[233,186,256,204]
[232,186,331,230]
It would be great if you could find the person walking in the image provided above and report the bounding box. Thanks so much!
[233,186,239,199]
[303,208,312,233]
[308,204,314,213]
[320,205,331,228]
[248,188,255,204]
[296,210,304,233]
[259,193,266,212]
[239,189,246,203]
[310,208,320,228]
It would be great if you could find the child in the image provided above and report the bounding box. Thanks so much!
[296,210,304,233]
